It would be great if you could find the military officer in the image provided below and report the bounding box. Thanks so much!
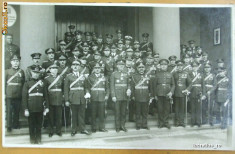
[5,54,25,131]
[22,65,49,144]
[215,59,226,75]
[55,40,72,60]
[113,29,123,45]
[173,60,189,127]
[44,64,64,137]
[150,59,175,129]
[140,33,153,52]
[131,62,150,130]
[96,34,104,53]
[125,58,136,122]
[70,30,83,50]
[184,61,204,127]
[25,53,45,81]
[68,25,76,37]
[57,54,72,127]
[116,40,124,54]
[92,32,97,42]
[124,35,133,50]
[188,40,196,55]
[68,46,83,66]
[133,40,140,51]
[110,60,131,132]
[102,46,115,76]
[168,55,177,74]
[5,34,20,69]
[64,32,73,45]
[214,68,230,129]
[91,42,99,55]
[182,54,193,74]
[89,51,110,76]
[104,34,113,48]
[180,44,187,59]
[145,55,156,79]
[64,60,91,136]
[153,53,161,72]
[111,45,122,62]
[87,63,109,132]
[125,48,134,60]
[42,48,56,76]
[201,63,217,125]
[82,42,94,62]
[84,32,93,47]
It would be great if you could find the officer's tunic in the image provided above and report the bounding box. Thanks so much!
[87,73,109,130]
[64,72,88,132]
[110,71,130,129]
[173,70,189,126]
[22,79,49,143]
[44,75,64,134]
[5,68,25,129]
[131,73,150,128]
[150,69,175,127]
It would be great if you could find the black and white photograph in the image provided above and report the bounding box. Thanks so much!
[2,2,235,150]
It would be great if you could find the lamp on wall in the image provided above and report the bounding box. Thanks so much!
[214,27,221,45]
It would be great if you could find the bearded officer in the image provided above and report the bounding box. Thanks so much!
[5,54,25,131]
[110,60,131,132]
[131,62,150,130]
[64,60,91,136]
[22,65,49,144]
[150,59,175,129]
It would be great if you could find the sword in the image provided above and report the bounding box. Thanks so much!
[63,105,67,133]
[199,93,203,125]
[185,95,188,126]
[208,93,211,124]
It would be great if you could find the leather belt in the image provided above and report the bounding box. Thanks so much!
[49,89,62,92]
[70,87,84,91]
[135,86,148,89]
[91,88,105,91]
[7,83,21,86]
[205,84,213,87]
[218,88,227,91]
[115,84,127,87]
[29,93,43,96]
[192,84,201,87]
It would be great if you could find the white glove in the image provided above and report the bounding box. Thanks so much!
[84,93,91,99]
[104,95,109,100]
[65,101,70,106]
[126,89,131,96]
[167,92,173,98]
[24,109,29,117]
[182,90,190,95]
[201,95,206,100]
[155,96,158,101]
[112,97,117,102]
[207,91,211,95]
[43,108,49,116]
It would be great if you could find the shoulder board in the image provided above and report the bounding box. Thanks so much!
[44,76,50,79]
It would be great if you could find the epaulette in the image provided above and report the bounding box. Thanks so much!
[44,76,50,79]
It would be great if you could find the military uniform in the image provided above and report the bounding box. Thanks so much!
[42,48,56,76]
[186,62,204,127]
[173,60,189,127]
[44,65,64,136]
[140,33,153,53]
[87,66,109,132]
[25,53,45,81]
[5,40,20,69]
[110,61,131,132]
[202,64,217,125]
[64,61,89,135]
[22,66,49,144]
[5,55,25,131]
[150,59,175,128]
[131,62,150,129]
[214,68,230,129]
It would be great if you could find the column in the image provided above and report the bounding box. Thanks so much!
[153,7,180,59]
[20,5,55,70]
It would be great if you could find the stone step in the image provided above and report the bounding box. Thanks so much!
[6,114,197,136]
